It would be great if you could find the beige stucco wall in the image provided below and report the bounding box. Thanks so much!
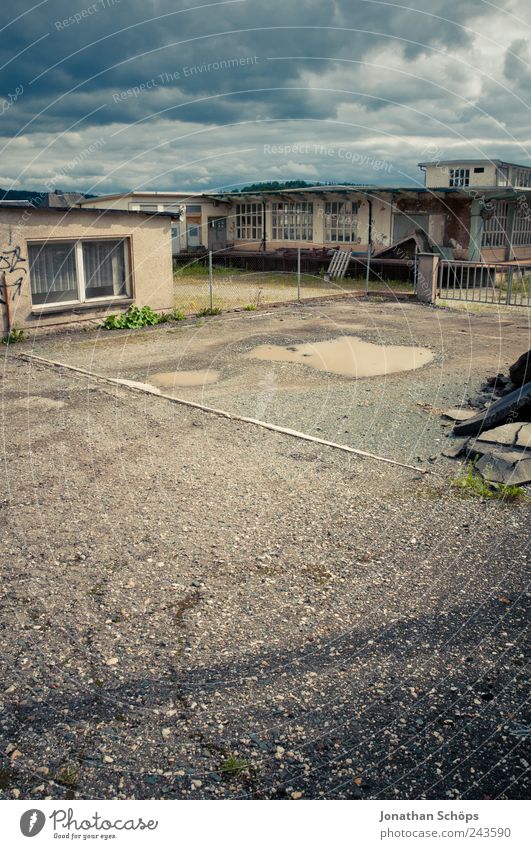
[81,194,230,252]
[424,163,499,189]
[0,207,173,333]
[229,194,395,252]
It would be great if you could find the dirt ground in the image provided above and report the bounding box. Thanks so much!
[0,298,529,800]
[173,269,412,313]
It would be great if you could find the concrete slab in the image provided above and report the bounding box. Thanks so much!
[475,423,521,447]
[475,449,531,485]
[442,407,480,422]
[516,422,531,449]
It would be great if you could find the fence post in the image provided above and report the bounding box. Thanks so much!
[297,247,301,301]
[416,253,439,303]
[506,267,513,306]
[208,250,213,311]
[413,245,418,294]
[365,245,371,292]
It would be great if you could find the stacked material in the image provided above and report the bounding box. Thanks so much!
[442,350,531,485]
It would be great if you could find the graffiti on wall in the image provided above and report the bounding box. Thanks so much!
[0,245,27,304]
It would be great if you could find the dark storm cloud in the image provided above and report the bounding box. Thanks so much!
[0,0,526,192]
[0,0,503,135]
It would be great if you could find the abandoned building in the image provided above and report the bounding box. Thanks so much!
[78,159,531,263]
[0,204,174,332]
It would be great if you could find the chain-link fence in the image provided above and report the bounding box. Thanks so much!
[173,250,416,315]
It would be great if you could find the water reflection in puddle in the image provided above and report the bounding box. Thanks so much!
[246,336,433,377]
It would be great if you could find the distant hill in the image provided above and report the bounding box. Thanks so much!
[235,180,365,192]
[0,188,96,205]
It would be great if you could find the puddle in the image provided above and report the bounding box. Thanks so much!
[149,369,220,389]
[246,336,433,377]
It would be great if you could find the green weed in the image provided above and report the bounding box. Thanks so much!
[219,756,249,778]
[196,306,222,317]
[101,305,187,330]
[2,327,25,344]
[450,463,525,501]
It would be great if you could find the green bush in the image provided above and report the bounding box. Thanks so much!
[101,305,186,330]
[196,306,222,317]
[2,327,25,344]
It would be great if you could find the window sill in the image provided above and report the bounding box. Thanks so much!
[31,297,133,317]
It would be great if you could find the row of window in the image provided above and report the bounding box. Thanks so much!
[28,239,130,306]
[235,201,360,242]
[481,200,531,247]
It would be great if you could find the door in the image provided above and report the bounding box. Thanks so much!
[208,217,227,252]
[187,220,201,248]
[171,221,181,255]
[392,213,429,243]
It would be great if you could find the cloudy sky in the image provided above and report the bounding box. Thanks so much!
[1,0,530,194]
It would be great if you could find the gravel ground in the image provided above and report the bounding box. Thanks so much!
[0,333,529,801]
[23,298,531,467]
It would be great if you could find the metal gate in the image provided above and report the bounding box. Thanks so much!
[438,260,531,307]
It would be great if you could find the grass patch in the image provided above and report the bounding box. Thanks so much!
[450,463,525,501]
[174,261,245,278]
[243,303,257,311]
[196,306,222,317]
[219,756,249,778]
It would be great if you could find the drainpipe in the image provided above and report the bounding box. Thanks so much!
[468,198,484,261]
[261,200,267,252]
[1,272,11,336]
[367,197,373,250]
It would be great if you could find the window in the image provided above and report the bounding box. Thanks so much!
[511,168,531,188]
[186,204,202,214]
[28,239,130,306]
[449,168,470,187]
[473,167,485,173]
[235,203,263,240]
[481,200,509,247]
[513,199,531,246]
[324,201,359,242]
[271,202,313,241]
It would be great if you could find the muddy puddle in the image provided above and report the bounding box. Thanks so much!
[149,369,220,389]
[246,335,433,377]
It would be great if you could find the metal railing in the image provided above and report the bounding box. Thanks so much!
[438,260,531,307]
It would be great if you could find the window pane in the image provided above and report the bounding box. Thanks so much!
[83,240,127,299]
[28,242,78,305]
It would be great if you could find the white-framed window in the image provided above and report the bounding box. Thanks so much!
[449,168,470,188]
[513,199,531,246]
[511,168,531,188]
[28,238,131,307]
[235,203,262,240]
[324,201,359,242]
[481,200,509,247]
[271,202,313,241]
